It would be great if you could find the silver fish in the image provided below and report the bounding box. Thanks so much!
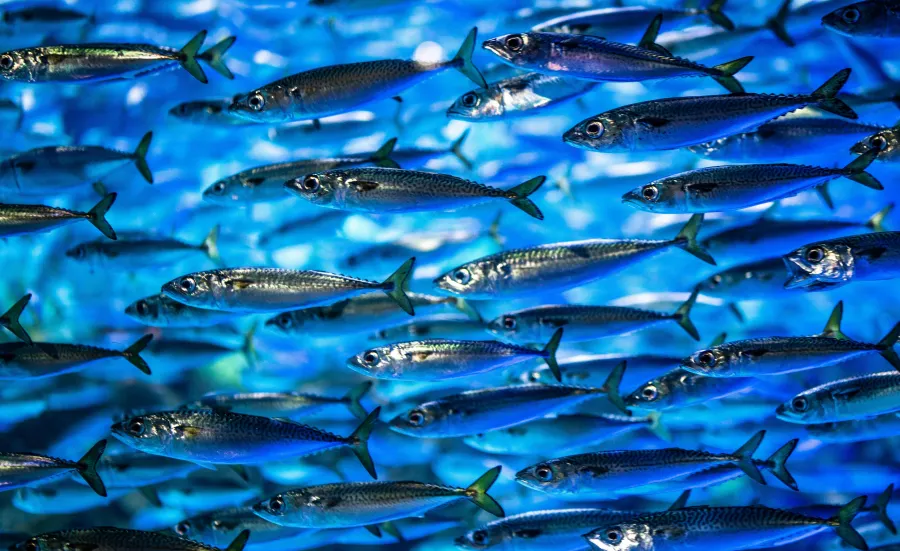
[822,1,900,38]
[777,371,900,424]
[369,314,489,343]
[564,69,857,152]
[66,226,220,268]
[0,440,106,497]
[806,412,900,444]
[183,382,372,420]
[695,257,790,303]
[169,98,257,127]
[851,121,900,162]
[784,230,900,291]
[0,193,117,240]
[0,334,153,379]
[448,73,596,121]
[532,2,735,38]
[15,528,249,551]
[124,293,238,328]
[167,507,312,551]
[161,258,415,314]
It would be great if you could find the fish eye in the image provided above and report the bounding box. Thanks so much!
[641,185,659,201]
[0,55,13,70]
[710,274,722,288]
[461,92,479,108]
[408,410,425,426]
[535,464,553,481]
[586,120,604,137]
[362,350,380,365]
[136,300,149,316]
[302,175,320,192]
[806,246,825,263]
[127,418,145,436]
[275,313,293,329]
[791,396,809,412]
[71,245,86,260]
[501,316,516,330]
[641,385,659,401]
[179,277,197,293]
[870,135,887,151]
[697,350,717,368]
[505,35,524,51]
[25,542,37,551]
[452,268,471,285]
[268,496,285,513]
[605,528,623,542]
[174,521,191,536]
[212,181,226,193]
[210,520,223,530]
[528,370,541,382]
[248,92,265,111]
[471,530,488,545]
[842,7,860,23]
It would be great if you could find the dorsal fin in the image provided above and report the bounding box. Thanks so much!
[820,301,849,340]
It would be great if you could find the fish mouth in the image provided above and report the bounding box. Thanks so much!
[621,191,644,208]
[482,40,509,61]
[782,256,813,289]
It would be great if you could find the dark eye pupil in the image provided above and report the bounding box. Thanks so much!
[215,182,225,191]
[807,248,823,262]
[303,176,318,190]
[364,352,377,363]
[176,522,189,535]
[474,532,485,543]
[137,301,148,315]
[503,317,515,328]
[608,531,619,540]
[587,122,601,135]
[507,36,522,49]
[1,56,11,68]
[643,387,654,397]
[872,137,886,149]
[642,186,656,199]
[793,398,806,409]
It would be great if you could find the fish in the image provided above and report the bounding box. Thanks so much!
[228,28,486,123]
[0,31,233,84]
[777,371,900,424]
[286,168,546,219]
[695,257,790,305]
[369,315,490,343]
[166,507,313,551]
[169,98,257,127]
[433,214,713,300]
[0,440,106,497]
[66,226,220,268]
[851,121,900,162]
[0,132,152,192]
[202,138,399,206]
[250,466,504,528]
[160,257,416,315]
[462,412,665,456]
[264,292,472,336]
[486,287,700,343]
[124,294,238,328]
[256,211,349,251]
[78,451,201,490]
[13,480,131,515]
[447,73,596,121]
[689,116,889,163]
[390,130,473,169]
[483,18,751,93]
[784,231,900,290]
[621,149,882,214]
[680,302,900,377]
[182,382,372,420]
[806,412,900,444]
[563,69,857,152]
[110,407,381,479]
[584,497,869,551]
[0,334,153,379]
[0,193,117,240]
[514,431,794,497]
[0,4,91,32]
[822,1,900,38]
[388,363,625,438]
[13,528,250,551]
[345,327,563,381]
[0,293,34,345]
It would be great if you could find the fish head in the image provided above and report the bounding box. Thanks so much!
[388,402,441,436]
[252,490,316,525]
[482,33,549,69]
[681,347,733,376]
[822,2,888,37]
[486,312,523,341]
[622,179,684,213]
[626,374,678,411]
[563,111,633,152]
[447,87,502,121]
[161,272,216,309]
[124,295,163,325]
[346,345,394,377]
[514,459,585,494]
[455,522,514,549]
[12,535,66,551]
[202,175,258,204]
[851,129,899,161]
[64,241,100,263]
[229,87,290,123]
[265,311,304,334]
[433,258,508,298]
[584,522,654,551]
[782,243,854,291]
[0,50,28,82]
[776,391,823,424]
[110,413,173,454]
[284,171,337,207]
[169,101,224,122]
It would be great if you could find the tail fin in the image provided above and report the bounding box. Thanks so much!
[601,361,629,415]
[464,466,505,517]
[765,0,795,47]
[766,438,799,491]
[673,287,700,341]
[870,483,896,534]
[0,293,33,346]
[876,322,900,371]
[132,131,153,184]
[179,30,209,84]
[241,322,258,367]
[831,496,869,551]
[647,411,671,442]
[674,214,716,265]
[225,531,250,551]
[705,0,735,30]
[733,430,766,485]
[122,334,153,375]
[371,137,399,169]
[381,258,416,316]
[349,407,380,479]
[711,56,753,94]
[488,211,504,246]
[865,203,893,232]
[76,439,107,497]
[344,381,372,420]
[842,149,883,189]
[506,176,546,220]
[198,36,236,79]
[812,69,857,119]
[816,182,835,210]
[540,328,563,382]
[450,129,473,169]
[201,225,222,266]
[820,301,849,340]
[380,521,404,541]
[452,27,487,88]
[454,298,483,322]
[86,193,118,240]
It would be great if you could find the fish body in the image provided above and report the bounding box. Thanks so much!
[80,452,200,489]
[16,528,249,551]
[448,72,596,121]
[167,507,312,551]
[0,335,152,379]
[532,5,734,40]
[161,259,414,315]
[13,480,129,514]
[777,371,900,424]
[626,367,758,411]
[370,315,489,342]
[185,382,370,420]
[564,69,856,152]
[66,227,218,268]
[286,167,545,219]
[256,211,349,250]
[806,412,900,443]
[169,99,256,127]
[0,194,117,240]
[0,440,106,496]
[517,354,677,389]
[695,257,789,301]
[125,294,237,328]
[822,1,900,38]
[784,232,900,290]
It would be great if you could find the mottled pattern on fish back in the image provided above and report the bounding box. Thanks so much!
[494,239,674,271]
[22,44,179,81]
[337,168,510,199]
[304,480,461,505]
[39,528,220,551]
[437,385,597,413]
[567,448,734,470]
[633,506,828,531]
[0,204,83,231]
[501,508,644,533]
[556,35,721,78]
[723,336,879,354]
[166,411,349,444]
[682,164,838,185]
[826,231,900,250]
[221,268,380,292]
[394,339,539,357]
[524,305,672,323]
